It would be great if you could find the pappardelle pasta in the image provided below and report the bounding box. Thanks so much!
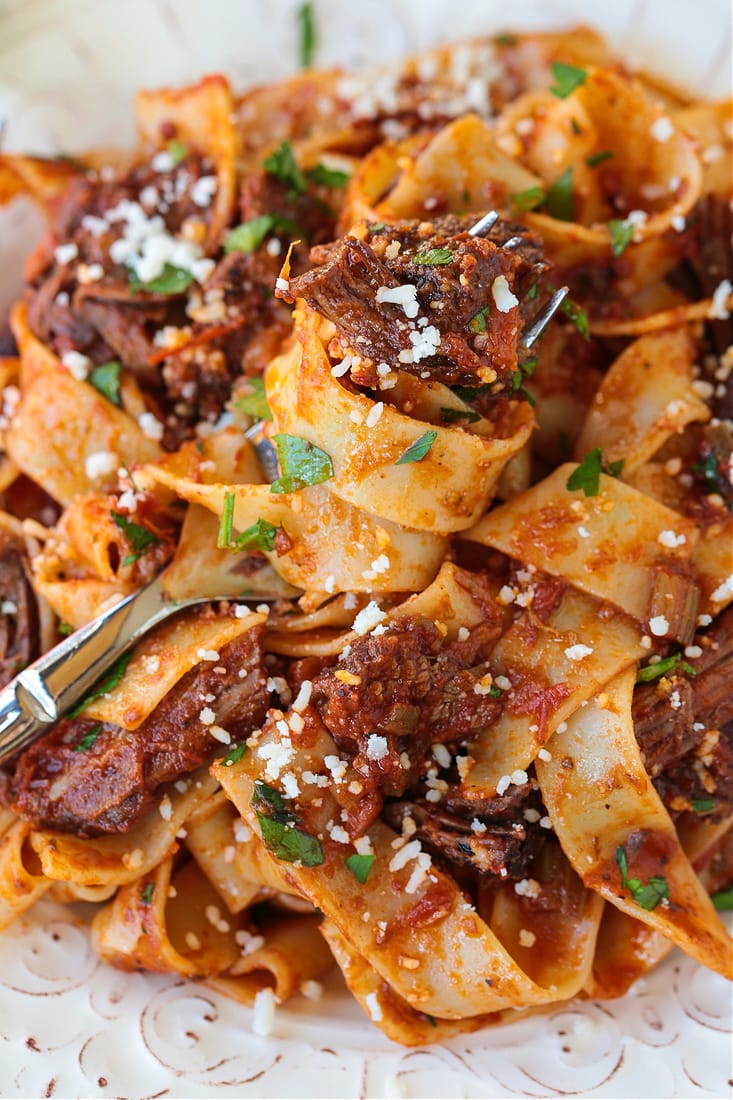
[0,27,731,1044]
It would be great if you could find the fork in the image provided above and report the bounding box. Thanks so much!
[0,573,282,766]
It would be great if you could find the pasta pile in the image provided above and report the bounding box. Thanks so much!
[0,28,731,1044]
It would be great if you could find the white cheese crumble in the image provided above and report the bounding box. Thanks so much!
[84,450,118,480]
[432,743,451,769]
[376,283,420,319]
[198,707,216,725]
[710,575,733,603]
[292,680,312,712]
[657,529,686,548]
[491,274,519,312]
[61,349,92,380]
[197,648,220,661]
[537,748,552,762]
[389,838,422,872]
[331,353,360,378]
[158,795,173,821]
[365,734,389,761]
[709,279,732,321]
[251,988,279,1036]
[1,601,17,615]
[191,175,218,207]
[328,823,350,844]
[366,401,384,428]
[471,818,487,834]
[494,675,512,691]
[564,644,593,661]
[514,877,541,898]
[518,928,537,947]
[649,615,670,636]
[138,412,164,441]
[650,117,674,142]
[352,601,387,635]
[54,242,78,265]
[365,992,383,1022]
[398,324,442,363]
[275,276,289,293]
[354,835,374,856]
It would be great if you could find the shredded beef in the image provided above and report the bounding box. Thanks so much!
[311,611,503,800]
[281,214,543,389]
[0,531,40,690]
[11,623,268,835]
[382,797,539,880]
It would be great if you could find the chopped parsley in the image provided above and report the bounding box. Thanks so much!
[395,430,438,465]
[566,449,624,497]
[253,779,323,866]
[452,384,493,402]
[559,294,590,340]
[468,305,489,334]
[110,510,161,567]
[545,167,574,221]
[366,223,386,233]
[224,215,299,254]
[549,61,588,99]
[306,163,349,188]
[636,652,696,683]
[264,141,306,198]
[219,742,248,767]
[141,882,155,904]
[413,248,453,265]
[270,434,334,494]
[129,263,194,295]
[345,853,375,884]
[297,1,316,69]
[439,406,481,424]
[167,138,188,166]
[89,360,122,406]
[217,492,279,551]
[608,219,634,257]
[711,886,733,910]
[68,651,133,717]
[512,186,546,213]
[58,621,74,636]
[74,723,103,752]
[510,356,538,406]
[616,845,670,911]
[236,376,273,420]
[586,149,614,168]
[690,798,715,813]
[691,452,733,509]
[494,32,518,47]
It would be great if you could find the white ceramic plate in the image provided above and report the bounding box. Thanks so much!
[0,1,731,1096]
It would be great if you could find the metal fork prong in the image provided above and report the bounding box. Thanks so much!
[521,286,569,349]
[502,235,524,250]
[468,210,500,237]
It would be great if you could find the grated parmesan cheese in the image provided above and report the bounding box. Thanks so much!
[491,274,519,312]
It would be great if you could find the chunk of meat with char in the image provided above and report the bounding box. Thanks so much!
[11,622,268,835]
[0,530,40,689]
[311,612,503,800]
[281,215,543,388]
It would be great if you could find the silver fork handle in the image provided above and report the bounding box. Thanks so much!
[0,575,173,764]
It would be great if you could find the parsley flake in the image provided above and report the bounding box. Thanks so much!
[141,882,155,904]
[224,215,299,254]
[608,219,634,257]
[345,853,375,884]
[439,406,481,424]
[712,886,733,910]
[413,248,453,265]
[219,742,248,767]
[616,845,670,911]
[566,448,624,497]
[236,376,273,420]
[129,264,194,295]
[549,61,588,99]
[264,141,306,198]
[395,430,438,465]
[167,138,188,166]
[545,167,574,221]
[559,295,590,340]
[110,511,161,567]
[89,360,122,406]
[58,621,74,636]
[297,1,316,69]
[512,186,546,213]
[306,163,349,188]
[468,305,489,334]
[690,798,715,813]
[510,357,538,406]
[494,32,518,47]
[74,723,103,752]
[217,493,280,552]
[586,150,614,168]
[636,652,696,683]
[270,434,334,494]
[68,651,133,717]
[253,779,323,866]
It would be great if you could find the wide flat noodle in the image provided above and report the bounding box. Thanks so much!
[465,464,701,641]
[535,668,732,978]
[0,820,51,930]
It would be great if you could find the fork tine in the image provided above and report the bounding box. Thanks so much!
[521,286,569,349]
[501,235,524,250]
[468,210,500,237]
